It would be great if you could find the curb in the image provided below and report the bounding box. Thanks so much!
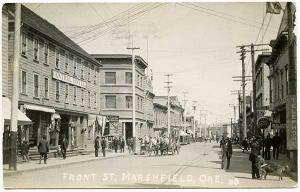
[3,153,129,177]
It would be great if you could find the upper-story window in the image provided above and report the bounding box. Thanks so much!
[87,64,90,81]
[125,72,132,84]
[65,54,69,73]
[65,84,69,103]
[33,74,39,98]
[137,75,140,86]
[55,49,60,69]
[81,61,85,80]
[33,38,39,61]
[126,96,132,109]
[81,89,84,106]
[44,77,49,99]
[44,43,48,65]
[94,66,97,84]
[21,71,27,94]
[94,92,97,108]
[140,76,143,88]
[73,57,77,77]
[55,81,60,101]
[286,67,289,95]
[76,58,81,78]
[88,91,91,108]
[105,72,116,84]
[73,86,77,105]
[69,55,73,74]
[21,32,27,55]
[105,95,116,109]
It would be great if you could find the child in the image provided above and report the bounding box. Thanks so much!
[21,140,30,162]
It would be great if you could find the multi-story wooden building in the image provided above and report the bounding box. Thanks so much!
[3,5,102,150]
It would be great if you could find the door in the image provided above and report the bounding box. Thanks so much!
[125,122,133,140]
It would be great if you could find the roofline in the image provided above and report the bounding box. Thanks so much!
[91,54,148,68]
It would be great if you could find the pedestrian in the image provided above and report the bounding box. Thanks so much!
[249,138,260,179]
[21,140,29,162]
[120,138,125,153]
[61,136,68,160]
[94,136,100,157]
[242,138,248,152]
[126,138,131,154]
[220,138,226,169]
[272,132,281,160]
[225,138,233,169]
[101,136,107,157]
[38,135,49,164]
[264,134,272,160]
[118,137,122,152]
[113,136,118,153]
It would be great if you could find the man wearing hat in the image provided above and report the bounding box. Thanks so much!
[101,136,107,157]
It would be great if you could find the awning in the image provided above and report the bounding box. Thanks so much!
[2,97,32,125]
[179,130,187,136]
[88,115,97,127]
[52,113,61,119]
[24,104,55,113]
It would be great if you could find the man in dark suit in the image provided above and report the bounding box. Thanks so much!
[38,135,49,164]
[225,138,233,169]
[249,138,260,179]
[272,132,281,160]
[264,134,272,160]
[94,136,100,157]
[101,136,107,157]
[61,136,68,160]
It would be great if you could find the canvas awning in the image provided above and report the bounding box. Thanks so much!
[23,104,55,113]
[2,97,32,125]
[52,113,61,119]
[179,130,187,136]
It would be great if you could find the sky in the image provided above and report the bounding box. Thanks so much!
[23,1,285,124]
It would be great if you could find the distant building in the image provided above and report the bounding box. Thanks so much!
[153,102,167,137]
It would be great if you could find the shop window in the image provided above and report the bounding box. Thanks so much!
[105,72,116,84]
[105,95,116,109]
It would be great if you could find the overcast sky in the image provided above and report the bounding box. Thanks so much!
[24,1,285,124]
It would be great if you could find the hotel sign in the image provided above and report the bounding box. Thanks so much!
[52,70,86,88]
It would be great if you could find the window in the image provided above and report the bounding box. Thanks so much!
[105,72,116,84]
[73,86,77,105]
[73,57,77,76]
[286,67,289,95]
[87,64,90,81]
[125,96,132,109]
[44,78,49,98]
[105,95,116,109]
[140,76,143,88]
[69,55,73,74]
[21,71,27,94]
[33,74,39,98]
[65,54,69,73]
[55,49,60,69]
[91,65,95,83]
[21,32,27,55]
[77,58,81,78]
[137,97,140,110]
[270,79,273,103]
[65,84,69,103]
[33,38,39,61]
[281,71,284,99]
[88,91,91,107]
[81,61,85,79]
[141,98,143,111]
[94,67,97,84]
[81,89,84,106]
[137,75,140,86]
[44,43,48,64]
[94,92,97,107]
[125,72,132,84]
[56,81,60,101]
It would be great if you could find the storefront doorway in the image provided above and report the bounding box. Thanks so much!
[59,114,70,145]
[125,122,133,140]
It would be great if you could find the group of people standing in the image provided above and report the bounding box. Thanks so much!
[112,136,126,153]
[94,136,107,157]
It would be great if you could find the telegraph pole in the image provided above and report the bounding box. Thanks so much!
[9,3,21,171]
[236,46,247,139]
[127,46,140,153]
[182,92,188,133]
[192,101,197,138]
[164,74,173,137]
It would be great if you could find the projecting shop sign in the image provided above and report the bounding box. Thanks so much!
[286,95,297,150]
[52,70,86,88]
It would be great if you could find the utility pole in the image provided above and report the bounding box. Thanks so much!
[9,3,21,171]
[236,46,247,139]
[192,101,197,138]
[127,46,140,154]
[286,2,297,171]
[229,104,237,137]
[164,74,173,137]
[182,92,188,133]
